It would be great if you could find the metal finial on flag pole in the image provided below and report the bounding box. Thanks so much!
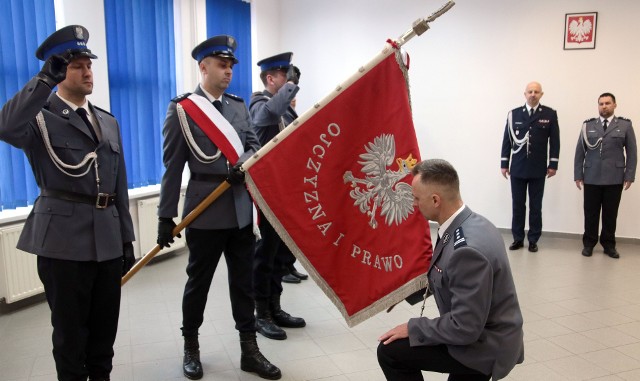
[243,0,455,171]
[395,1,455,47]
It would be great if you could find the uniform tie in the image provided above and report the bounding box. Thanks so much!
[435,231,441,246]
[603,119,608,132]
[530,107,535,118]
[213,100,223,113]
[76,107,99,143]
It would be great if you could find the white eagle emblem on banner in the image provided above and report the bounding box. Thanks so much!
[343,134,417,229]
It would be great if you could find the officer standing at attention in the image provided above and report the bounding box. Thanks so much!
[377,159,524,380]
[574,92,636,258]
[249,52,306,340]
[501,81,560,252]
[156,35,281,380]
[0,25,135,381]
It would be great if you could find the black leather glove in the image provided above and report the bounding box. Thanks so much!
[286,65,300,85]
[227,163,245,185]
[122,242,135,276]
[36,53,70,89]
[157,217,181,248]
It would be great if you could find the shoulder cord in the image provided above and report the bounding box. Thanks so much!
[176,103,222,164]
[35,111,98,178]
[508,110,528,155]
[581,122,602,154]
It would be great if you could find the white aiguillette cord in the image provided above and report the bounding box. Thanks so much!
[36,111,98,178]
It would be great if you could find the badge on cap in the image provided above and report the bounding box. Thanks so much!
[74,26,84,40]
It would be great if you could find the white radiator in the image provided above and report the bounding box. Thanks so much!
[137,196,186,258]
[0,224,44,303]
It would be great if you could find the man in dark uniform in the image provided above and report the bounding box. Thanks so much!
[156,35,280,380]
[574,93,637,258]
[501,81,560,252]
[249,52,306,340]
[378,159,524,381]
[0,25,135,381]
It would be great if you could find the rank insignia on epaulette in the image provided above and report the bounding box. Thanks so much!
[617,116,630,121]
[453,227,467,249]
[172,93,191,103]
[584,117,596,123]
[224,92,244,102]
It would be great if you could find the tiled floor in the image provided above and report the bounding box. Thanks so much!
[1,233,639,380]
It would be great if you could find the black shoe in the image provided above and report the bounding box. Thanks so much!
[604,248,620,259]
[256,318,287,340]
[272,310,306,328]
[282,274,301,284]
[290,267,308,280]
[240,332,282,380]
[509,241,524,250]
[183,336,203,380]
[528,242,538,252]
[582,247,593,257]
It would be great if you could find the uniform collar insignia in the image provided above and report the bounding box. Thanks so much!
[442,232,450,246]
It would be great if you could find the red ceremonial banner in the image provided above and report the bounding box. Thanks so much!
[246,49,432,326]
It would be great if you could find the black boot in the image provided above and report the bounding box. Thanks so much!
[271,294,306,328]
[255,299,287,340]
[239,332,282,380]
[183,336,203,380]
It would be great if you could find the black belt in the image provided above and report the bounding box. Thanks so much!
[40,189,116,209]
[190,173,228,182]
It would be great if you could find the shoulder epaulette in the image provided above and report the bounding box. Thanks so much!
[93,105,114,117]
[171,93,191,103]
[617,116,630,121]
[224,93,244,102]
[453,227,467,249]
[584,117,597,123]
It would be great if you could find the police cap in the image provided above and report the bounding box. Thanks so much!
[191,35,238,64]
[35,25,97,61]
[256,52,293,72]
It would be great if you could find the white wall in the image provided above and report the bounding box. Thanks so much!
[251,0,640,239]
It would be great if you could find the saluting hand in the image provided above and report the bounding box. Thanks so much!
[36,51,72,88]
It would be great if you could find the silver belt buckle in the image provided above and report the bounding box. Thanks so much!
[96,193,110,209]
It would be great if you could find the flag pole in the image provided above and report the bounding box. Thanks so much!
[241,0,455,171]
[121,0,454,286]
[121,181,231,286]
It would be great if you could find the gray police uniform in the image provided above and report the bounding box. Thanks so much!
[158,84,261,335]
[574,116,637,249]
[501,104,560,244]
[250,85,299,143]
[0,77,134,380]
[378,207,524,380]
[249,86,298,300]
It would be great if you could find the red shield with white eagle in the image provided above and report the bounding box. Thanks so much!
[246,52,432,326]
[567,15,595,43]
